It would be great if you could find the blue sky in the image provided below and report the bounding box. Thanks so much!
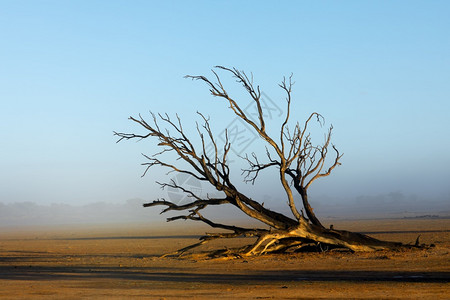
[0,1,449,208]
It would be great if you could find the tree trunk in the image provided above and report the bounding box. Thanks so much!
[242,219,409,256]
[295,184,324,228]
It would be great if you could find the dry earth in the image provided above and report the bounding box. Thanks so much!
[0,219,449,299]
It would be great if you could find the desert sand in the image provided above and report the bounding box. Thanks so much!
[0,219,449,299]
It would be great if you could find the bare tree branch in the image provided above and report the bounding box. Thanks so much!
[116,66,422,257]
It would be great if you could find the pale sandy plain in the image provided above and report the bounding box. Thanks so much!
[0,219,449,299]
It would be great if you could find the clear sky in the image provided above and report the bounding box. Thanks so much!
[1,1,449,209]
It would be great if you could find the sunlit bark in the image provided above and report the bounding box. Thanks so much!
[115,66,425,257]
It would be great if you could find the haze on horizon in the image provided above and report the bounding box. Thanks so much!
[1,1,449,227]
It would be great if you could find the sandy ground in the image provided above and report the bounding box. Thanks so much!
[0,219,449,299]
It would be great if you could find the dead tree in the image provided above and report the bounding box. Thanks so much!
[115,66,422,257]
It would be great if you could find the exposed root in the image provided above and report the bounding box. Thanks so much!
[415,234,421,246]
[161,223,429,259]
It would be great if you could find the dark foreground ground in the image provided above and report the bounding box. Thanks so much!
[0,219,449,299]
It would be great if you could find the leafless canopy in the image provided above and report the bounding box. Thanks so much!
[115,66,420,257]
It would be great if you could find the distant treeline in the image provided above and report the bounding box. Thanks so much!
[1,192,449,227]
[0,199,156,227]
[403,215,448,219]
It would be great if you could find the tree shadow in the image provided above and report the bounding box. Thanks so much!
[57,235,203,241]
[0,265,448,283]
